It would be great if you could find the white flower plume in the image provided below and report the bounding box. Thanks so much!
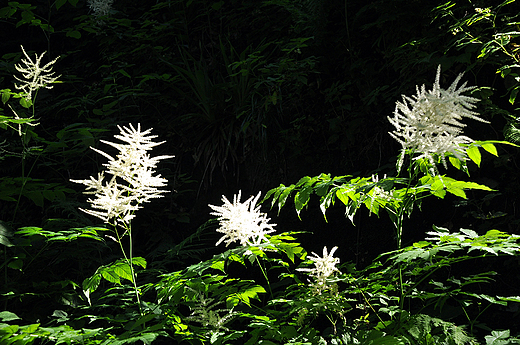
[14,45,61,101]
[87,0,114,17]
[185,287,238,332]
[209,190,276,247]
[71,123,173,225]
[297,246,340,294]
[388,65,489,171]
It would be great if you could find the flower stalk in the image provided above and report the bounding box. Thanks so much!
[72,123,172,314]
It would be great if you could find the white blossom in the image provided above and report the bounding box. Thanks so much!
[388,65,489,172]
[14,46,60,101]
[71,123,173,226]
[185,287,237,331]
[209,191,276,247]
[297,246,340,294]
[87,0,114,17]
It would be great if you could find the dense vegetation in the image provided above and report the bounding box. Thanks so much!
[2,0,520,343]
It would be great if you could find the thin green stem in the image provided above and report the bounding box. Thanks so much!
[255,255,273,298]
[354,281,385,325]
[114,221,143,316]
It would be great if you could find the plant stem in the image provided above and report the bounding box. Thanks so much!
[115,221,143,316]
[255,255,273,298]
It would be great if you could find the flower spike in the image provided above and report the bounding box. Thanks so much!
[209,190,276,247]
[71,123,173,226]
[388,65,489,172]
[14,45,60,101]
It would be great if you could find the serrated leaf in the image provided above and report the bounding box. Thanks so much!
[82,273,101,294]
[447,187,466,199]
[131,257,147,269]
[113,263,133,282]
[101,268,121,284]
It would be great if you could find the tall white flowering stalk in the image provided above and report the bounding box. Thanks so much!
[14,45,60,102]
[72,123,172,314]
[209,191,276,247]
[87,0,114,17]
[71,123,173,227]
[297,246,340,295]
[388,65,489,173]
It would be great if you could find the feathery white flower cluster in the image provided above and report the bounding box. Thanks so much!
[209,191,276,247]
[14,46,60,101]
[297,246,340,294]
[87,0,114,17]
[388,65,489,171]
[185,288,237,331]
[71,123,173,226]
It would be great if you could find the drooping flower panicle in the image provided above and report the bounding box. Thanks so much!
[388,65,489,171]
[209,191,276,247]
[14,46,61,101]
[87,0,114,17]
[297,246,340,294]
[71,123,173,225]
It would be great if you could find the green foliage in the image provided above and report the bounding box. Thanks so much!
[2,0,520,344]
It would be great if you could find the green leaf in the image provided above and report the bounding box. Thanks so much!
[66,30,81,39]
[101,267,121,284]
[24,191,43,207]
[447,187,466,199]
[466,145,481,167]
[113,263,133,282]
[82,273,101,294]
[1,91,10,104]
[55,0,66,10]
[485,329,512,344]
[278,185,295,213]
[7,259,23,270]
[131,257,147,269]
[127,313,156,331]
[228,285,266,307]
[450,180,494,192]
[102,100,118,111]
[19,97,32,108]
[0,311,21,322]
[294,186,312,218]
[449,156,462,170]
[481,142,498,156]
[211,260,225,273]
[336,188,350,205]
